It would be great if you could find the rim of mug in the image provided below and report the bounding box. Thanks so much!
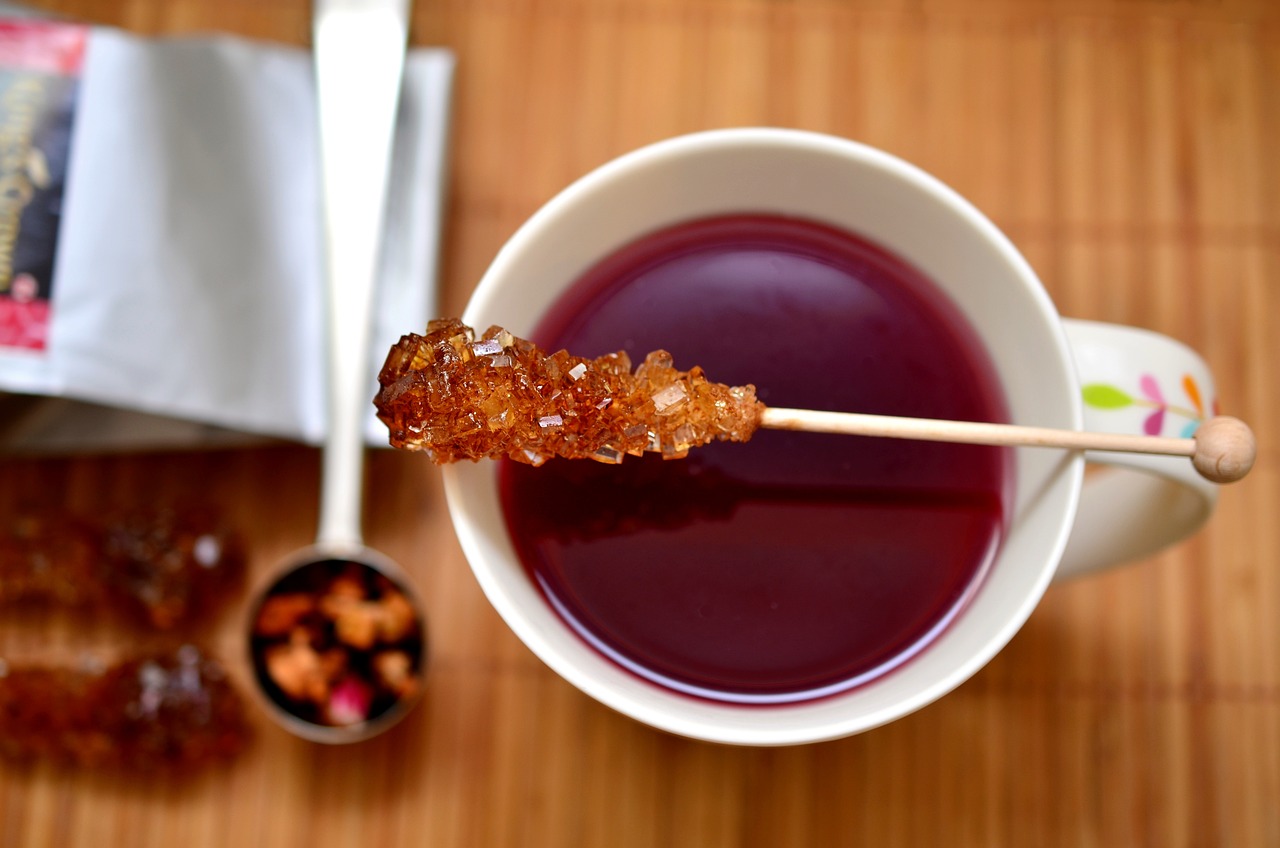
[445,127,1083,745]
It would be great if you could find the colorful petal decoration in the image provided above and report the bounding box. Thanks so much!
[1183,375,1204,417]
[1144,408,1166,436]
[1083,374,1216,439]
[1082,384,1134,409]
[1140,374,1164,403]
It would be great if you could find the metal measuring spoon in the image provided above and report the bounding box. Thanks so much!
[246,0,423,744]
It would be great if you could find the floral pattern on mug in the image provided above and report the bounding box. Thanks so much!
[1083,374,1219,438]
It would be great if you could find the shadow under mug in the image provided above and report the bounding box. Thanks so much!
[442,128,1221,745]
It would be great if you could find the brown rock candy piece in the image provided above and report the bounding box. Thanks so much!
[374,318,765,466]
[100,507,247,630]
[0,508,246,631]
[0,512,102,607]
[0,646,248,769]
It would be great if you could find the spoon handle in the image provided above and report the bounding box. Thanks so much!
[313,0,411,549]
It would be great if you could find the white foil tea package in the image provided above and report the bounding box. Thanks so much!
[0,16,453,452]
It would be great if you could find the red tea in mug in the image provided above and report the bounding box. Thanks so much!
[499,214,1014,704]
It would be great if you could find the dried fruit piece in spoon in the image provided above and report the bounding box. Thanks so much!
[0,645,248,769]
[374,318,765,466]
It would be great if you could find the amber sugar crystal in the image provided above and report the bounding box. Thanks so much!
[374,319,766,466]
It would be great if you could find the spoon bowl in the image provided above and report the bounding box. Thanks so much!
[246,544,426,744]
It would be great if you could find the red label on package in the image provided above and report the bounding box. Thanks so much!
[0,19,88,352]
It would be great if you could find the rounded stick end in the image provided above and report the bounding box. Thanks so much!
[1192,416,1257,484]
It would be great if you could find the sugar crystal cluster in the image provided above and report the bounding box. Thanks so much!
[374,318,765,465]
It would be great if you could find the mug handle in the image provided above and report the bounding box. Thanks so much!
[1054,319,1221,579]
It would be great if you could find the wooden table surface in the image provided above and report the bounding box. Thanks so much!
[2,0,1277,845]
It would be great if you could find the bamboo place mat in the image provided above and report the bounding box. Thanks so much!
[2,0,1278,846]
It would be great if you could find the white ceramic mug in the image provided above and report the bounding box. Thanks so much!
[442,128,1220,745]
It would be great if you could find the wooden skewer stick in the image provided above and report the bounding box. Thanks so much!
[758,409,1257,485]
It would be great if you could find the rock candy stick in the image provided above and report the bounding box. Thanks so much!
[375,320,1256,484]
